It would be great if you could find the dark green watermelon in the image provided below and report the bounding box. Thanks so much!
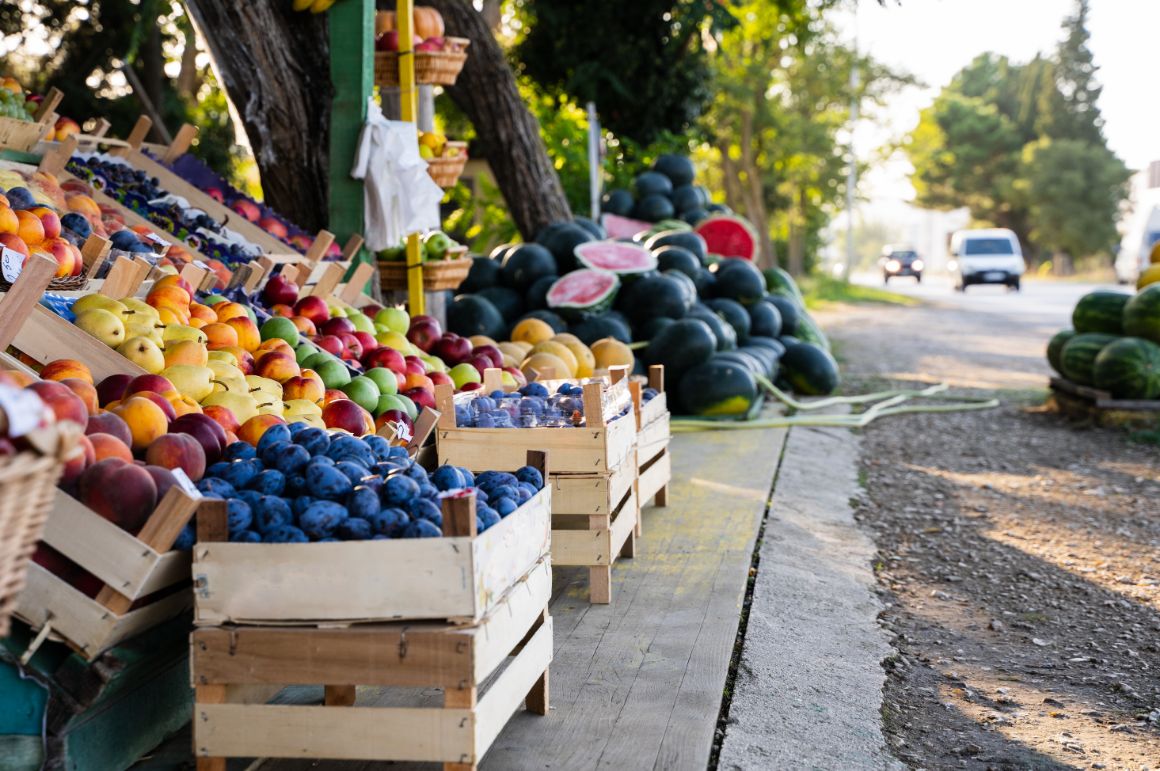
[1093,337,1160,399]
[762,266,804,303]
[645,318,717,378]
[766,296,799,336]
[1046,329,1076,376]
[706,298,751,342]
[713,259,767,304]
[1072,291,1132,335]
[738,344,780,378]
[1059,333,1118,385]
[713,350,766,379]
[692,269,716,298]
[671,185,702,214]
[689,307,737,351]
[571,314,632,345]
[634,194,676,223]
[636,316,675,341]
[653,154,695,187]
[635,171,674,199]
[459,255,502,293]
[794,313,830,351]
[524,274,558,311]
[748,300,783,338]
[476,286,524,323]
[519,309,568,333]
[677,357,758,418]
[536,222,594,274]
[573,216,606,239]
[623,274,690,325]
[683,208,709,226]
[448,295,505,339]
[645,230,708,262]
[664,270,698,311]
[601,189,634,217]
[781,342,839,396]
[501,244,557,292]
[1123,285,1160,344]
[746,336,787,358]
[654,246,701,279]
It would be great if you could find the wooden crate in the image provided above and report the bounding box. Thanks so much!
[15,485,202,660]
[1048,376,1160,429]
[433,376,637,474]
[634,365,671,508]
[192,559,550,771]
[552,470,638,604]
[193,452,552,627]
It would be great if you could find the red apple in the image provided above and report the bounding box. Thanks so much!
[321,398,373,435]
[294,295,330,324]
[206,187,224,203]
[259,217,289,240]
[321,317,356,338]
[404,356,427,376]
[407,315,443,352]
[374,408,413,438]
[433,333,472,365]
[338,333,363,360]
[459,382,484,392]
[170,413,228,464]
[473,344,504,370]
[231,199,261,223]
[403,387,436,412]
[428,371,453,388]
[315,335,344,356]
[363,346,406,375]
[262,273,299,307]
[352,331,378,354]
[467,355,496,377]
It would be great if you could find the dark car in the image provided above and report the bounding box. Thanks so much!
[879,246,924,284]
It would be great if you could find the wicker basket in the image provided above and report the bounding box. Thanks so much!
[0,116,50,153]
[0,274,88,294]
[0,427,75,637]
[379,252,471,293]
[374,38,470,88]
[426,143,468,189]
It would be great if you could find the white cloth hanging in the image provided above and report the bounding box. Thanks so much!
[351,99,443,251]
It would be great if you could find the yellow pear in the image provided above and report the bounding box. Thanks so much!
[283,399,323,421]
[73,295,127,319]
[121,297,160,320]
[162,364,215,401]
[201,391,259,424]
[255,397,284,416]
[124,317,164,347]
[75,309,126,347]
[117,336,165,373]
[208,360,247,394]
[246,375,283,401]
[162,324,208,345]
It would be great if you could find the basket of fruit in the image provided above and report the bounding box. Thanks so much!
[425,140,468,189]
[0,77,53,152]
[377,229,471,292]
[373,6,469,89]
[0,381,77,637]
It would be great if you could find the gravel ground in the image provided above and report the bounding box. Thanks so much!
[815,290,1160,770]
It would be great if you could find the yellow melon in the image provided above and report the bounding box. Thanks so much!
[521,352,570,380]
[511,318,554,346]
[591,337,634,371]
[530,341,578,377]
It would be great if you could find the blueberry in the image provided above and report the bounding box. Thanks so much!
[336,517,373,540]
[476,413,496,428]
[383,475,420,506]
[409,498,443,525]
[226,499,253,532]
[197,478,236,498]
[495,497,519,518]
[363,434,394,463]
[455,404,473,427]
[291,495,317,516]
[269,443,310,475]
[490,389,507,399]
[220,458,263,490]
[294,426,330,457]
[403,519,442,538]
[253,495,294,533]
[173,522,196,550]
[515,466,544,490]
[206,461,232,478]
[305,462,354,501]
[264,525,309,543]
[369,507,410,537]
[373,460,406,477]
[246,469,286,496]
[335,460,372,485]
[642,387,659,401]
[256,424,292,457]
[299,501,348,540]
[230,530,262,543]
[346,486,379,520]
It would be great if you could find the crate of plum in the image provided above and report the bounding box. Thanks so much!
[433,373,636,474]
[191,423,552,626]
[634,365,671,509]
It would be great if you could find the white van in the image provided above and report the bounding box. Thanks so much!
[948,228,1026,292]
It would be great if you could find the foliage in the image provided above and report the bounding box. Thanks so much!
[799,274,919,311]
[905,0,1127,263]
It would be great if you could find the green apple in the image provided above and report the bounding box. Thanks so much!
[295,342,318,366]
[418,353,446,373]
[314,358,352,389]
[449,363,482,390]
[327,303,347,319]
[203,294,228,305]
[302,351,332,371]
[364,367,398,395]
[375,393,410,417]
[348,312,375,335]
[393,393,418,420]
[340,375,381,412]
[261,316,300,347]
[374,306,410,336]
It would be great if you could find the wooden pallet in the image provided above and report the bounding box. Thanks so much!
[1048,376,1160,429]
[15,485,202,660]
[192,558,552,771]
[193,452,552,627]
[635,365,671,509]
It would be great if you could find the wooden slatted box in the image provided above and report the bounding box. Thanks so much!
[634,365,672,509]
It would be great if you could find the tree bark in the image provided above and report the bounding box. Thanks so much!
[427,0,571,240]
[182,1,333,232]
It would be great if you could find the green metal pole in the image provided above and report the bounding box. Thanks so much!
[327,0,374,291]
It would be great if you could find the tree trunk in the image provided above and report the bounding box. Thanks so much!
[736,109,776,269]
[183,1,333,232]
[427,0,571,240]
[787,188,805,276]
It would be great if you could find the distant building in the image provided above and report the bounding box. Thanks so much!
[1115,161,1160,283]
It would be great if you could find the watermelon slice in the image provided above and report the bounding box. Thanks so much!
[601,213,652,240]
[696,214,760,260]
[574,241,657,275]
[546,269,621,314]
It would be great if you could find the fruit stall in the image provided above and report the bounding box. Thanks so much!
[0,2,846,769]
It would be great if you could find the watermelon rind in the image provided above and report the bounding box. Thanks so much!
[1093,336,1160,399]
[1072,291,1131,335]
[574,241,658,275]
[1123,284,1160,344]
[677,356,758,417]
[763,266,804,303]
[601,213,653,240]
[1059,332,1118,386]
[696,214,760,260]
[546,269,620,313]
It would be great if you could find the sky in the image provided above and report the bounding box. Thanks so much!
[834,0,1160,214]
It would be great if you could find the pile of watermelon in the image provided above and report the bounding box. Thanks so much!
[448,220,839,417]
[1047,284,1160,400]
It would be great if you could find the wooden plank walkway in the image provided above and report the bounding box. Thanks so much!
[136,424,788,771]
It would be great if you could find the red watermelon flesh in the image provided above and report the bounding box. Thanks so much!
[601,213,652,240]
[546,269,620,311]
[574,241,657,275]
[696,215,759,260]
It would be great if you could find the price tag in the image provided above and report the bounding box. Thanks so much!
[0,385,48,437]
[193,260,212,271]
[144,232,171,249]
[1,246,24,283]
[382,419,413,446]
[170,468,203,499]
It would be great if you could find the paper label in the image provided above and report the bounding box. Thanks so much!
[381,419,413,446]
[170,467,203,499]
[144,232,170,249]
[0,385,46,437]
[1,246,24,283]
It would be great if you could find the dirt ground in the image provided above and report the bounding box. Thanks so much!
[815,288,1160,770]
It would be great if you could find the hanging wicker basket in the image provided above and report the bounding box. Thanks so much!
[378,250,471,293]
[425,143,468,189]
[374,38,471,89]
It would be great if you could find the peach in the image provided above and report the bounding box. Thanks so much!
[271,304,294,318]
[170,413,227,464]
[15,210,44,246]
[189,317,207,329]
[0,232,30,258]
[254,351,300,382]
[136,391,177,422]
[225,317,261,352]
[112,396,170,450]
[255,338,294,358]
[154,274,194,295]
[41,359,93,384]
[290,316,317,336]
[146,285,191,310]
[28,381,89,426]
[155,305,191,326]
[41,238,75,277]
[213,302,250,323]
[144,433,206,482]
[86,412,133,447]
[60,434,95,487]
[219,346,254,375]
[78,459,158,534]
[402,372,435,395]
[202,322,239,348]
[202,404,241,436]
[321,388,348,406]
[189,302,216,324]
[163,339,209,368]
[96,373,133,406]
[60,378,99,415]
[283,375,324,403]
[0,205,18,235]
[30,207,61,240]
[301,369,325,391]
[169,393,203,417]
[294,295,329,324]
[66,193,102,218]
[87,432,135,463]
[237,414,287,446]
[321,398,374,435]
[127,374,178,399]
[143,465,178,502]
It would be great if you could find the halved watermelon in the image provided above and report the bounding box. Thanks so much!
[574,241,658,275]
[696,214,760,260]
[546,269,620,314]
[601,213,652,240]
